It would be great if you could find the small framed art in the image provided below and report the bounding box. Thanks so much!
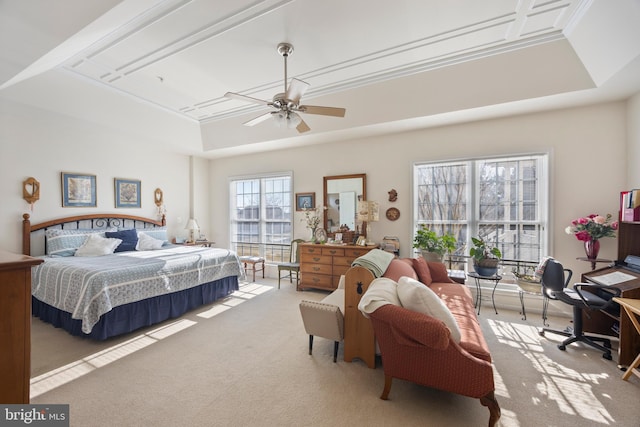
[296,192,315,211]
[115,178,141,208]
[61,172,96,207]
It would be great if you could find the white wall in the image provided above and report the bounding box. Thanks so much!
[210,101,629,279]
[628,92,640,187]
[0,99,195,254]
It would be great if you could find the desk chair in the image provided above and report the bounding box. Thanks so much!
[539,259,621,360]
[278,239,304,289]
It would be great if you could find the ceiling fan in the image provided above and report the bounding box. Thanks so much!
[224,42,346,133]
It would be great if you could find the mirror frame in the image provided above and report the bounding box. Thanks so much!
[323,173,367,233]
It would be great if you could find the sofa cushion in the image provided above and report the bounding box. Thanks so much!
[429,281,491,362]
[358,277,401,317]
[383,258,418,282]
[397,276,461,343]
[411,257,433,286]
[427,261,454,283]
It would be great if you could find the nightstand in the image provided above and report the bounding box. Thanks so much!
[174,240,215,247]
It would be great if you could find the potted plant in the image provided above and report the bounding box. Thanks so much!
[469,237,502,276]
[413,225,457,262]
[512,265,541,293]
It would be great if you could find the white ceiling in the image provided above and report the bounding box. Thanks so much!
[2,0,640,158]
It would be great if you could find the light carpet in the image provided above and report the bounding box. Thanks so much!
[30,279,640,426]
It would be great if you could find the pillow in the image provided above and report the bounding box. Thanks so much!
[74,233,122,257]
[45,228,115,257]
[383,258,418,282]
[136,227,167,244]
[136,232,165,250]
[105,229,138,252]
[427,261,454,283]
[411,257,433,286]
[357,277,401,318]
[397,276,461,343]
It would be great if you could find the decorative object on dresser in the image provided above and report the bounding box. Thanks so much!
[0,250,44,403]
[22,213,242,340]
[298,243,371,291]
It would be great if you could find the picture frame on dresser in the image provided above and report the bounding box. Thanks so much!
[61,172,96,207]
[115,178,141,208]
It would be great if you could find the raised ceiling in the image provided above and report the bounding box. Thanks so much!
[2,0,640,158]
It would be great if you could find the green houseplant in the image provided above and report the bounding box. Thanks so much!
[413,225,457,262]
[469,237,502,276]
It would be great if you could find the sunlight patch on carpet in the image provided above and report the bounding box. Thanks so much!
[488,319,615,425]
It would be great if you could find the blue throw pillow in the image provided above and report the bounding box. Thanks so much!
[105,229,138,252]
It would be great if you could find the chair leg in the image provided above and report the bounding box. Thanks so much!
[555,306,613,359]
[380,375,393,400]
[333,341,339,363]
[308,335,314,355]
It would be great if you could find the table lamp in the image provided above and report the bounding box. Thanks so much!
[185,218,200,243]
[357,201,379,244]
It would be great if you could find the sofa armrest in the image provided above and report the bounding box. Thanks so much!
[370,304,450,350]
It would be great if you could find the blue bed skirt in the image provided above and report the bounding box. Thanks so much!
[32,276,239,340]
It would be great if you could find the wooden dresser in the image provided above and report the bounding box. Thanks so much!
[0,250,44,403]
[299,243,372,291]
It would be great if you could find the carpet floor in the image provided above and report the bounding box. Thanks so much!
[30,278,640,427]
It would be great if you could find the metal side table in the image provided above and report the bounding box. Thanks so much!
[468,272,502,315]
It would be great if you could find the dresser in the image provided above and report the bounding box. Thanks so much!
[299,243,372,291]
[0,250,44,403]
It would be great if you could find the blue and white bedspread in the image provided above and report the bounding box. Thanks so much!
[31,245,245,333]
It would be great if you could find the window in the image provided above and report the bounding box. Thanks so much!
[230,173,292,262]
[413,154,548,267]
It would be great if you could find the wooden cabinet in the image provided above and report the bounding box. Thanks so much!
[299,243,371,291]
[0,250,44,403]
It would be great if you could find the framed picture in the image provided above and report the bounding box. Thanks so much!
[114,178,141,208]
[296,192,315,211]
[61,172,96,207]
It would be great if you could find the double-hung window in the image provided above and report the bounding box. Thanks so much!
[413,154,548,268]
[230,173,292,263]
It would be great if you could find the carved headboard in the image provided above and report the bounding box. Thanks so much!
[22,213,166,256]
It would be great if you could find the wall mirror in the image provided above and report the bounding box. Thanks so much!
[323,173,366,234]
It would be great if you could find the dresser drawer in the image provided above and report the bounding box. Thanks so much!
[301,245,323,255]
[333,256,357,267]
[322,247,345,257]
[301,253,332,265]
[301,262,332,275]
[301,273,333,288]
[333,264,351,277]
[345,247,371,257]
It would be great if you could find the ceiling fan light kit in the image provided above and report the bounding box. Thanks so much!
[224,43,346,133]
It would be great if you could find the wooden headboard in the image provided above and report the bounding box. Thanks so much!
[22,213,166,256]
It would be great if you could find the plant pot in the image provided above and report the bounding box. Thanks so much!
[421,250,443,263]
[473,258,499,277]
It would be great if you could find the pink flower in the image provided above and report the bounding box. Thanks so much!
[577,217,590,225]
[567,213,617,242]
[575,230,591,241]
[593,215,606,224]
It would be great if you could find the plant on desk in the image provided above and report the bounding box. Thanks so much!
[469,237,501,277]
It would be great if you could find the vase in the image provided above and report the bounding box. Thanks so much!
[584,239,600,260]
[310,228,317,242]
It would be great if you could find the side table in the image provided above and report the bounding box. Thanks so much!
[613,297,640,381]
[467,272,502,315]
[174,240,215,248]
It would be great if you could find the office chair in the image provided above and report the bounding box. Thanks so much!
[539,259,621,360]
[278,239,304,289]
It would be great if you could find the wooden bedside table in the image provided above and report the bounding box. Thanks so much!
[173,240,215,247]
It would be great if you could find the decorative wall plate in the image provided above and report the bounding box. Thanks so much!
[386,207,400,221]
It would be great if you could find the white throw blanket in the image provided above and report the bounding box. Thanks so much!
[351,249,394,278]
[357,277,400,318]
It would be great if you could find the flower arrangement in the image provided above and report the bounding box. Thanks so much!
[565,213,618,242]
[302,207,322,230]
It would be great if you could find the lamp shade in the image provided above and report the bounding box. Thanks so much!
[357,201,379,222]
[185,218,200,230]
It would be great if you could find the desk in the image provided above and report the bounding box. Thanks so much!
[582,266,640,366]
[467,272,501,315]
[576,257,612,271]
[613,298,640,381]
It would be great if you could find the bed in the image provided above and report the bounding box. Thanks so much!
[22,213,244,340]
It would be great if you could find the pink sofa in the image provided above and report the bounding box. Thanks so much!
[360,257,501,427]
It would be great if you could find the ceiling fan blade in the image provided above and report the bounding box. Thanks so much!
[296,118,311,133]
[298,105,346,117]
[243,112,275,127]
[224,92,270,106]
[286,78,310,104]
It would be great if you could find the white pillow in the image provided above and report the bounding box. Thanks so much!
[74,233,122,257]
[136,232,164,250]
[358,277,401,318]
[397,276,462,343]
